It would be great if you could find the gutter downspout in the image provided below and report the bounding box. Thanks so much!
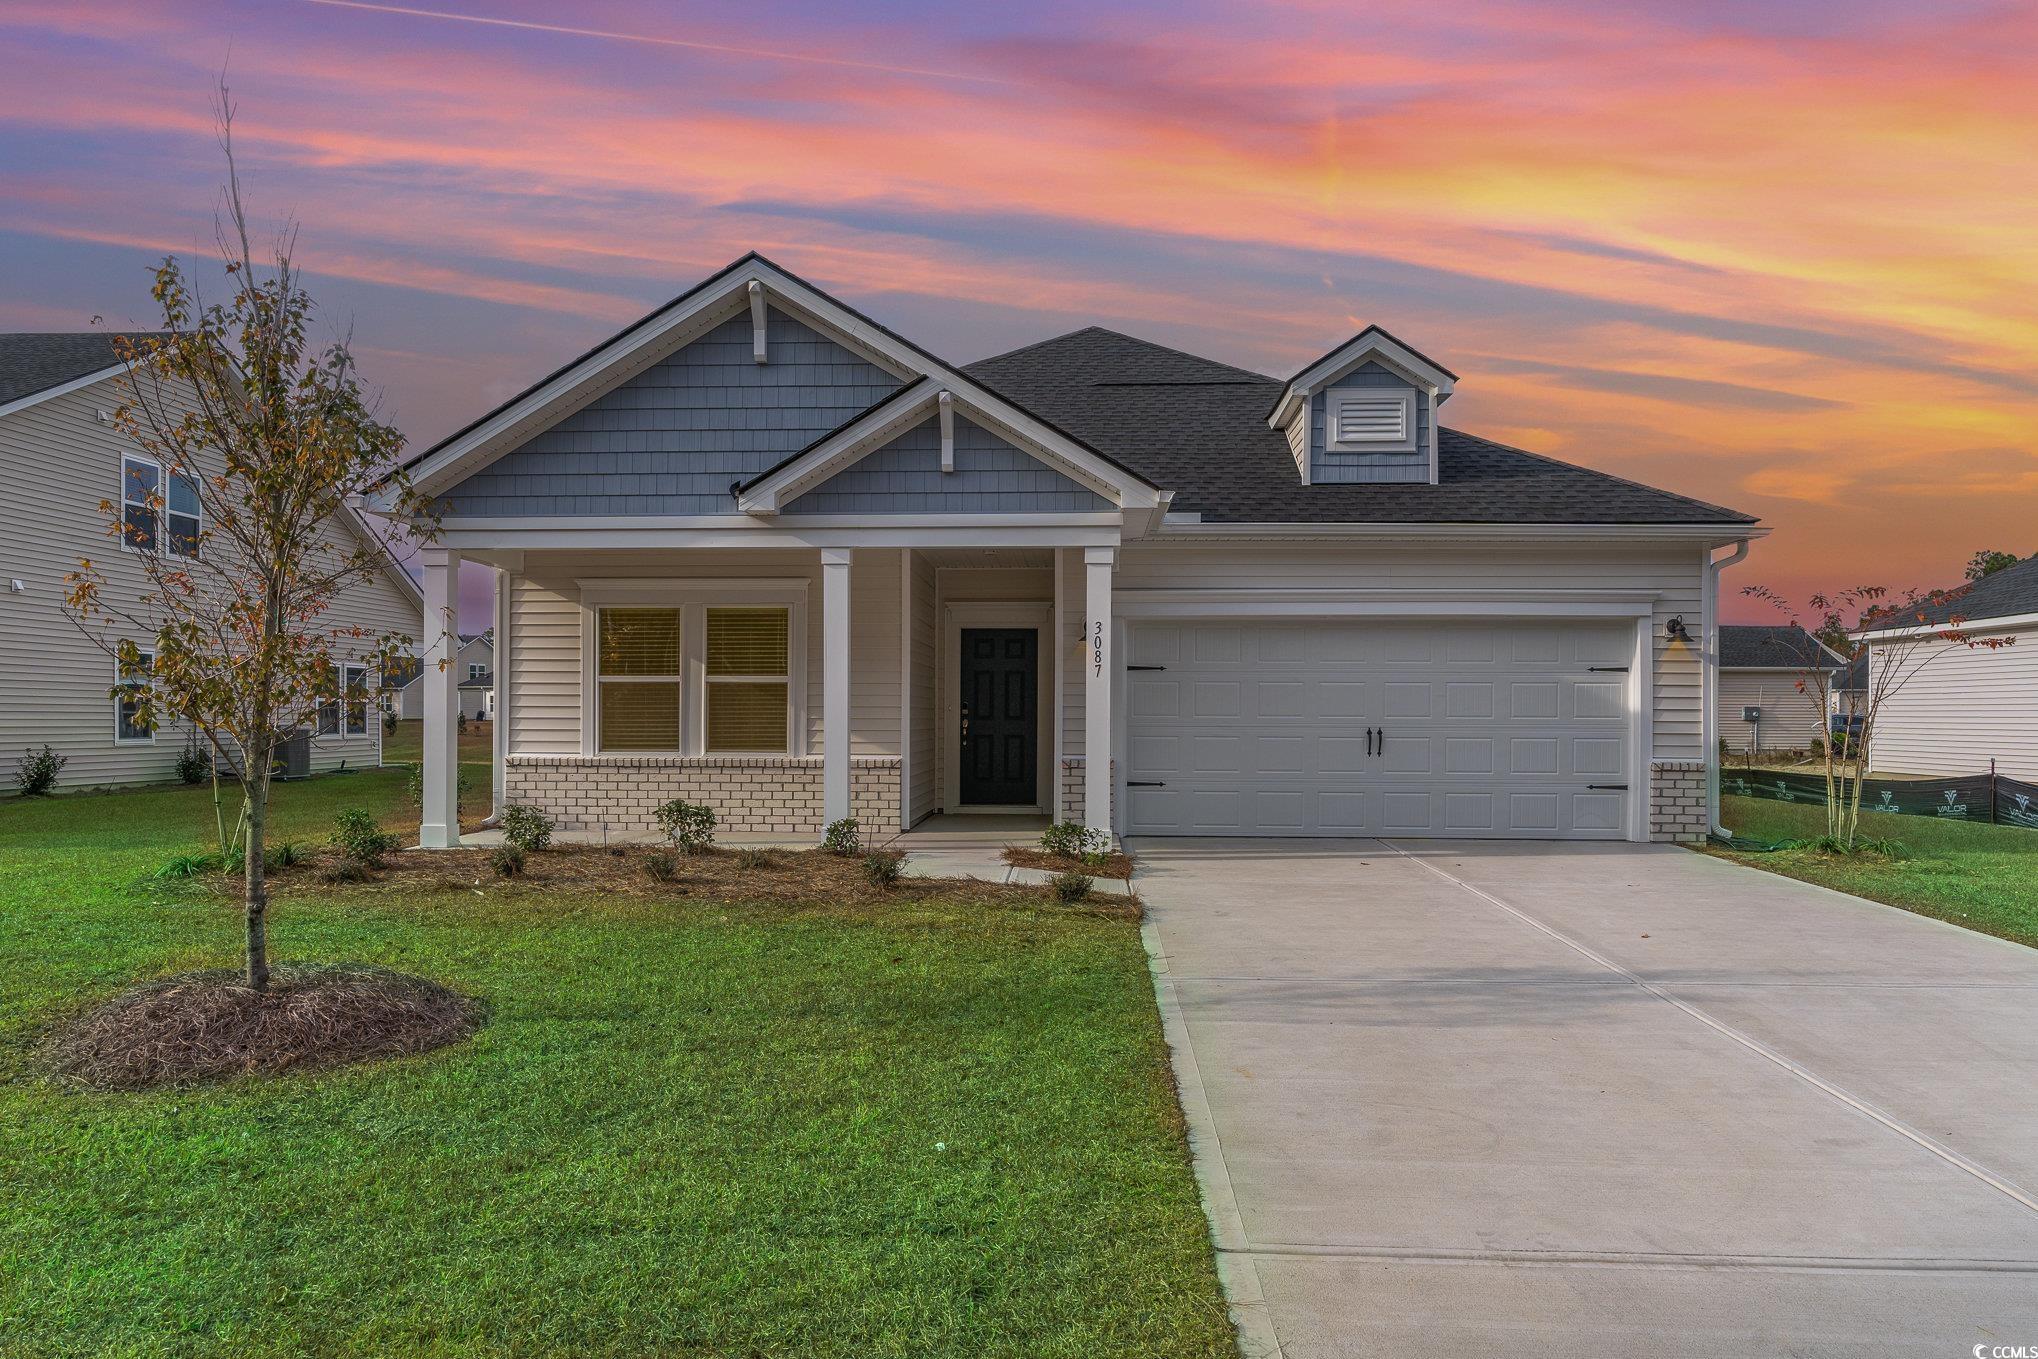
[1704,538,1752,838]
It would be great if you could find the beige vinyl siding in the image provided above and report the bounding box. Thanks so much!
[0,374,420,791]
[1284,408,1307,479]
[506,548,904,760]
[907,551,937,820]
[1867,625,2038,779]
[1110,542,1707,763]
[1716,669,1827,753]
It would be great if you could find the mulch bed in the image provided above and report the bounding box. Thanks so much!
[261,842,1141,918]
[1001,846,1137,881]
[44,964,484,1091]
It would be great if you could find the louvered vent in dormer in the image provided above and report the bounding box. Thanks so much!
[1327,389,1415,451]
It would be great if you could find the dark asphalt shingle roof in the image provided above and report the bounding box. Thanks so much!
[1880,554,2038,629]
[1833,654,1867,692]
[964,327,1756,526]
[0,332,164,408]
[1719,624,1842,669]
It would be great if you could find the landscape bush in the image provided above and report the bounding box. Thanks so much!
[330,808,400,868]
[822,818,861,857]
[14,745,66,797]
[654,800,717,854]
[499,804,554,853]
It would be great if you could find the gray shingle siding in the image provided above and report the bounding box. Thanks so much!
[1310,361,1430,484]
[437,309,902,517]
[783,414,1108,515]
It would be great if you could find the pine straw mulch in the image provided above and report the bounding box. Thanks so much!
[1001,846,1137,881]
[43,963,484,1092]
[264,842,1142,920]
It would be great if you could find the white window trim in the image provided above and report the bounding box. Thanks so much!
[119,454,202,558]
[113,649,156,745]
[341,662,371,738]
[1325,388,1417,454]
[577,579,809,758]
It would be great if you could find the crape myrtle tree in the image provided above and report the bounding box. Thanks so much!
[1742,583,2013,849]
[63,90,442,990]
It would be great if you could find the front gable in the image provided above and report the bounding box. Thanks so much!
[436,307,904,518]
[783,412,1109,515]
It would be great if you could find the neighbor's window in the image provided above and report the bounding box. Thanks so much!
[467,662,487,682]
[166,469,200,557]
[704,607,790,753]
[121,456,158,551]
[597,607,683,751]
[342,664,370,737]
[114,650,155,743]
[120,458,200,557]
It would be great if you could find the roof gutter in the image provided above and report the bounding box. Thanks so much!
[1704,537,1753,840]
[1854,609,2038,642]
[1150,521,1767,544]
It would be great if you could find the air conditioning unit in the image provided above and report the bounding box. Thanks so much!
[272,729,312,780]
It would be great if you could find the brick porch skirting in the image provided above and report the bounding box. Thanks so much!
[505,755,902,836]
[1650,759,1709,844]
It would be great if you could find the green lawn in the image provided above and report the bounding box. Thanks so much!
[1708,793,2038,948]
[0,774,1231,1358]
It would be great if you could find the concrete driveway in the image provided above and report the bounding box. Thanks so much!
[1133,839,2038,1358]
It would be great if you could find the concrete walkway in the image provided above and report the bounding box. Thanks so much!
[1133,839,2038,1358]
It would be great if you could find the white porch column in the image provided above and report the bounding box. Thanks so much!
[822,547,853,827]
[490,566,507,819]
[419,546,462,848]
[1084,546,1115,837]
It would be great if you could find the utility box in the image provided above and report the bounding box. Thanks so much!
[1741,705,1762,723]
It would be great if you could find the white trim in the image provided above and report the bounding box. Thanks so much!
[492,566,509,799]
[1151,522,1770,544]
[738,379,1155,514]
[1084,546,1116,836]
[941,601,1054,814]
[747,280,767,364]
[577,582,808,759]
[1325,388,1417,453]
[1269,328,1456,429]
[1720,664,1845,674]
[1112,587,1663,620]
[435,524,1123,552]
[1857,610,2038,642]
[938,390,954,474]
[1703,538,1752,838]
[0,362,127,421]
[441,513,1122,532]
[1052,548,1067,802]
[899,550,914,829]
[1426,389,1440,485]
[1630,616,1653,843]
[419,547,461,848]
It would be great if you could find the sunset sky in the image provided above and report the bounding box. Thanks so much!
[2,0,2032,625]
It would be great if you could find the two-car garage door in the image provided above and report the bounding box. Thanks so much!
[1123,619,1634,839]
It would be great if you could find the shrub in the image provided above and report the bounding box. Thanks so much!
[822,818,861,857]
[157,852,221,879]
[317,859,371,885]
[643,851,679,883]
[331,807,400,867]
[1050,870,1094,904]
[383,709,399,736]
[500,804,554,853]
[489,844,526,878]
[861,851,904,890]
[736,847,772,870]
[14,745,66,797]
[407,763,476,810]
[1040,820,1109,865]
[174,736,212,786]
[655,799,717,855]
[456,711,467,735]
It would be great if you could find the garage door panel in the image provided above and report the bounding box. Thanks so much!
[1126,620,1632,839]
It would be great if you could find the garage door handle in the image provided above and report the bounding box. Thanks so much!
[1127,780,1165,787]
[1587,666,1630,673]
[1586,783,1629,790]
[1126,664,1167,671]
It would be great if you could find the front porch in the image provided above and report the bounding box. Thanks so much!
[413,543,1120,848]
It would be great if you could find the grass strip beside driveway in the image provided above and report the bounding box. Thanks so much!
[1706,793,2038,949]
[0,773,1232,1359]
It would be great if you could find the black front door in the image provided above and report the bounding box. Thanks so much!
[960,628,1038,806]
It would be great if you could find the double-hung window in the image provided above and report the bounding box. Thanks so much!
[587,585,802,756]
[318,662,372,737]
[467,662,487,682]
[596,608,684,751]
[114,650,155,744]
[120,456,200,557]
[704,607,791,753]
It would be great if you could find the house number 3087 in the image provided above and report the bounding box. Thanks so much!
[1092,620,1105,678]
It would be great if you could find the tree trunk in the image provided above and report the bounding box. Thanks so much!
[244,750,271,992]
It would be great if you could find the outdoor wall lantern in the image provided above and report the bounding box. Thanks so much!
[1666,616,1691,642]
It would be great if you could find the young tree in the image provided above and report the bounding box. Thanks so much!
[63,89,441,990]
[1743,583,2013,848]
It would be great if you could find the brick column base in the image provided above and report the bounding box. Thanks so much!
[1650,759,1709,843]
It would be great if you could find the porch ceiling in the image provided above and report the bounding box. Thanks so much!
[915,547,1056,569]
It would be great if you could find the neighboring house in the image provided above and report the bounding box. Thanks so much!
[1829,652,1868,715]
[370,254,1762,848]
[396,630,492,719]
[0,333,426,791]
[1858,553,2038,779]
[1716,624,1846,753]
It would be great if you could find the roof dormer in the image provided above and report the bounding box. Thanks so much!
[1267,325,1456,487]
